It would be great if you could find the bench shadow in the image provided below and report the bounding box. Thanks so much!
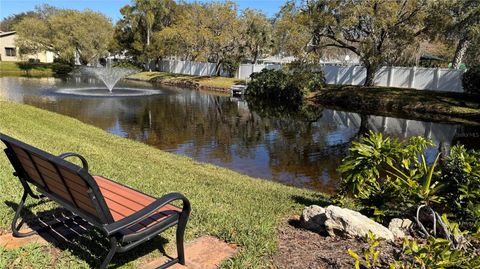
[4,200,171,268]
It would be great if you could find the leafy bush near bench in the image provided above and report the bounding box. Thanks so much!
[462,65,480,94]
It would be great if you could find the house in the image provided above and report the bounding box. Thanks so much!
[0,31,54,63]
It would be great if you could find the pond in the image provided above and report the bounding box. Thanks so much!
[1,76,478,193]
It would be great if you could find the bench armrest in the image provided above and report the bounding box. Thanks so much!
[58,152,89,171]
[103,192,190,236]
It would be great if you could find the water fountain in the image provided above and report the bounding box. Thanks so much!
[55,66,162,97]
[84,66,136,92]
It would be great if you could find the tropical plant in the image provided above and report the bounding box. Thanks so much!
[338,132,480,237]
[396,236,480,268]
[348,228,480,269]
[337,132,435,213]
[440,145,480,231]
[348,231,384,269]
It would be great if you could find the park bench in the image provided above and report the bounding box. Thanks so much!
[0,133,191,269]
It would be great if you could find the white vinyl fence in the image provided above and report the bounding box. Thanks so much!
[321,65,464,93]
[156,60,231,77]
[156,60,465,93]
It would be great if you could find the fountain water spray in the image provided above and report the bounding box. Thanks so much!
[83,66,137,92]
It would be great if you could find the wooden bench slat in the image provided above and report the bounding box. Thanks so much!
[93,176,181,233]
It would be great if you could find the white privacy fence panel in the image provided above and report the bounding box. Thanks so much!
[391,67,411,88]
[158,60,218,76]
[157,60,464,93]
[321,65,464,93]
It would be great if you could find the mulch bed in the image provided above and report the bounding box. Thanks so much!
[272,216,401,269]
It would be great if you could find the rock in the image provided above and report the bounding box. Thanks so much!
[300,205,327,233]
[324,205,394,241]
[388,218,413,239]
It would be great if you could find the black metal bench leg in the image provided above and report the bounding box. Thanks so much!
[176,213,188,265]
[12,190,37,238]
[100,237,118,269]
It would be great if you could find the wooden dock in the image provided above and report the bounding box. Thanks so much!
[230,85,247,96]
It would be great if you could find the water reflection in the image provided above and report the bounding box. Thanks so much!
[0,76,470,193]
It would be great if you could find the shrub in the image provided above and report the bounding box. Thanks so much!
[337,131,436,214]
[462,65,480,94]
[286,61,326,92]
[348,227,480,269]
[246,69,304,104]
[51,63,73,75]
[112,61,142,71]
[440,145,480,231]
[337,132,480,232]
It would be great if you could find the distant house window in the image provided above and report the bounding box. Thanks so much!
[5,47,16,57]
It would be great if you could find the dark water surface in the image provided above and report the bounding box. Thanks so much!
[1,76,477,193]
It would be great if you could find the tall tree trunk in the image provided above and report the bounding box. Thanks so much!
[147,27,151,46]
[364,64,377,86]
[215,60,222,76]
[357,114,370,137]
[452,37,470,69]
[252,44,259,64]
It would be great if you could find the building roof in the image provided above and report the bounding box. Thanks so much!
[0,31,17,38]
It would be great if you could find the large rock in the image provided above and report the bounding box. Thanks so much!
[388,218,413,239]
[300,205,326,233]
[324,205,394,241]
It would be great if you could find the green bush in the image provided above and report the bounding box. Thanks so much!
[246,69,304,105]
[112,61,142,71]
[462,65,480,94]
[440,145,480,231]
[50,63,73,75]
[337,132,436,215]
[245,65,325,105]
[337,132,480,232]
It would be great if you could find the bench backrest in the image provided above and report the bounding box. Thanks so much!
[0,133,114,226]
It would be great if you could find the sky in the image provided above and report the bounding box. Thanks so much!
[0,0,284,21]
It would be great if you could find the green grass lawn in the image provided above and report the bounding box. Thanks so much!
[0,61,72,76]
[0,101,324,268]
[128,72,244,90]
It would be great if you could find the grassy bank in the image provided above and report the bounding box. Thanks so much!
[309,86,480,125]
[128,72,244,92]
[0,101,322,268]
[0,61,72,76]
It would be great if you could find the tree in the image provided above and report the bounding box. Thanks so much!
[114,0,177,65]
[14,8,113,65]
[426,0,480,69]
[0,11,38,31]
[272,2,311,58]
[204,1,243,74]
[155,2,244,75]
[154,3,212,61]
[299,0,429,86]
[241,9,273,63]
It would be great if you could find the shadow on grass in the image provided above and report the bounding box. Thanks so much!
[291,194,331,208]
[5,200,170,268]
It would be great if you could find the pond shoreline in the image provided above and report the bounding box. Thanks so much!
[308,86,480,126]
[127,71,242,93]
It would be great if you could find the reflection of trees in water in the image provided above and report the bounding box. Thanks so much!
[23,92,351,192]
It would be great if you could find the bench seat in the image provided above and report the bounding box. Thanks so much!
[94,175,181,237]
